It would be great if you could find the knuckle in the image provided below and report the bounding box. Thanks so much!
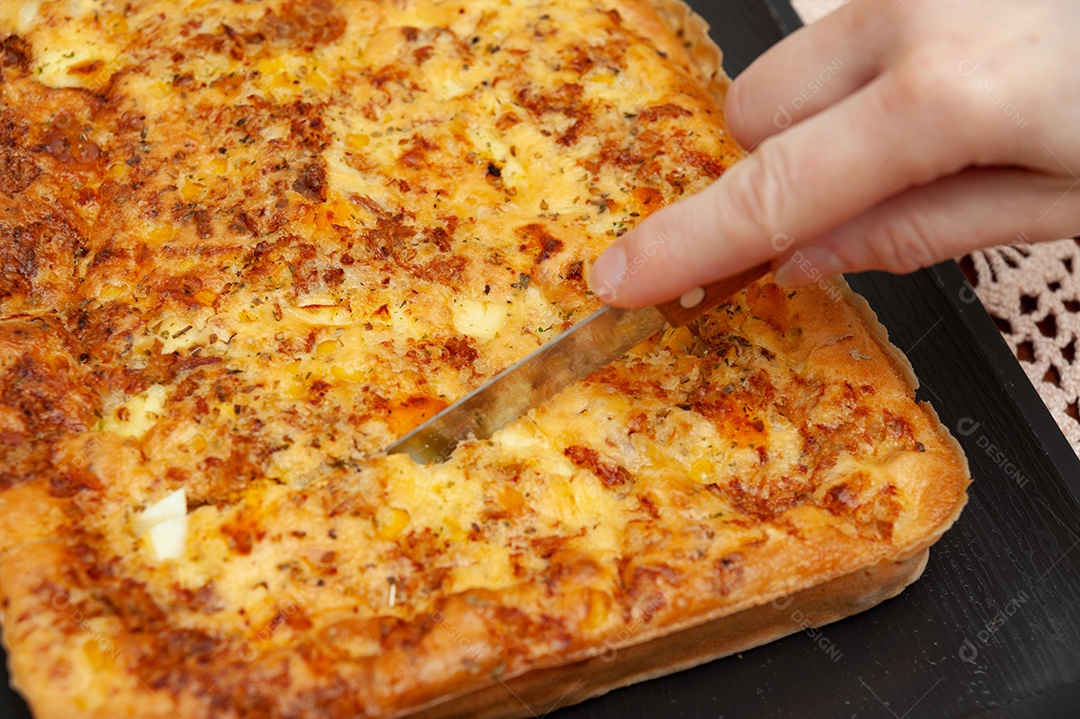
[883,54,937,116]
[867,212,943,275]
[729,137,795,239]
[905,44,974,110]
[882,55,977,179]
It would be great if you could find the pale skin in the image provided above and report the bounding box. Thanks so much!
[589,0,1080,307]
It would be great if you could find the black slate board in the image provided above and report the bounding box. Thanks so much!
[3,3,1079,719]
[548,2,1080,717]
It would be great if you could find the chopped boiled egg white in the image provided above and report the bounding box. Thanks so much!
[136,488,188,561]
[452,299,507,339]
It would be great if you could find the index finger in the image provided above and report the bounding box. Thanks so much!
[589,66,972,307]
[726,1,885,148]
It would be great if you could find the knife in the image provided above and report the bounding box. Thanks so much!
[386,263,770,463]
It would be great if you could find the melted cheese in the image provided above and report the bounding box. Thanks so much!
[0,1,967,716]
[452,299,508,340]
[102,385,169,439]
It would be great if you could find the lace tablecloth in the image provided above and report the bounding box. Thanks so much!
[783,0,1080,455]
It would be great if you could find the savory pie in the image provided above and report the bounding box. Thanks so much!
[0,0,969,717]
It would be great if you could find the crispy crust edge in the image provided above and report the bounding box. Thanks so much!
[636,0,731,99]
[832,274,972,497]
[408,550,930,719]
[832,276,920,393]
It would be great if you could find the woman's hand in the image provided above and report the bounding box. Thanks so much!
[589,0,1080,307]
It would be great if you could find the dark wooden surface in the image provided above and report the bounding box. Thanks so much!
[550,2,1080,717]
[2,3,1078,718]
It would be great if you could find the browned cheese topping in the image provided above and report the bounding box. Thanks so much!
[0,1,966,717]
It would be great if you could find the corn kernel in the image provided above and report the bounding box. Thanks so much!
[307,70,329,90]
[146,226,174,246]
[99,283,125,300]
[376,506,410,539]
[270,71,293,90]
[689,458,715,484]
[346,133,370,150]
[283,360,302,375]
[661,325,694,353]
[178,257,196,271]
[582,589,611,631]
[180,179,203,202]
[190,434,207,453]
[211,156,228,175]
[257,57,285,75]
[441,516,465,542]
[316,339,340,356]
[591,72,616,84]
[331,365,363,382]
[83,636,115,670]
[239,309,259,323]
[194,290,216,306]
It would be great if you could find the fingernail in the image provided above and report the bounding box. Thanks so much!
[774,246,846,287]
[589,246,627,302]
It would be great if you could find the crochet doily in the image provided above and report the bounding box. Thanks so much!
[789,0,1080,456]
[958,244,1080,454]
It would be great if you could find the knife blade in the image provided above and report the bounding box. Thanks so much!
[385,263,770,463]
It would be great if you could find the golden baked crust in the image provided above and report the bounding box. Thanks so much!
[0,1,968,717]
